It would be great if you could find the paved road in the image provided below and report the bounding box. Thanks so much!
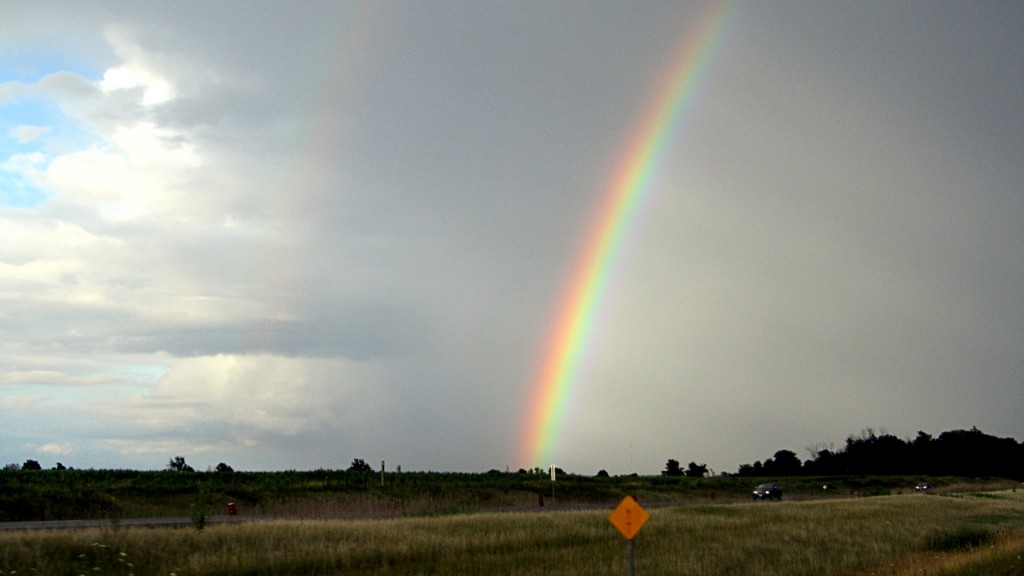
[0,515,243,531]
[0,500,740,531]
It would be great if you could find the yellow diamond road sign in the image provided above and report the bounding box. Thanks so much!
[609,496,649,540]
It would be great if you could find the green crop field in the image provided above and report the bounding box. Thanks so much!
[2,489,1022,575]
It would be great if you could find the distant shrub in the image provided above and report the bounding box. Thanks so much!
[190,498,208,531]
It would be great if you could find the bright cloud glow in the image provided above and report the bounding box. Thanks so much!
[100,65,174,106]
[100,27,176,106]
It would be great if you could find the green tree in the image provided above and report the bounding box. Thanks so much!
[348,458,373,473]
[767,450,802,476]
[167,456,195,472]
[662,459,683,476]
[684,461,708,478]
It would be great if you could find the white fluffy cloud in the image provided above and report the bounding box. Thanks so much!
[82,354,383,438]
[43,121,202,221]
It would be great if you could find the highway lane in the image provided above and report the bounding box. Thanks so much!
[0,515,242,531]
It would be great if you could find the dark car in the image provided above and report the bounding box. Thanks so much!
[752,482,783,500]
[914,481,931,491]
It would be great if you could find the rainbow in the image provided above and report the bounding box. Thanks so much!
[517,3,737,469]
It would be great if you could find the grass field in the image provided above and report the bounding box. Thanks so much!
[1,489,1022,575]
[4,467,1015,523]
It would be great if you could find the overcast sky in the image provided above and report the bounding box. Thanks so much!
[1,1,1021,475]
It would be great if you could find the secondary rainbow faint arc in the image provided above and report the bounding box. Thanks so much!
[517,3,737,469]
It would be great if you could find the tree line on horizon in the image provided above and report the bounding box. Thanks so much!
[6,427,1022,480]
[732,427,1023,480]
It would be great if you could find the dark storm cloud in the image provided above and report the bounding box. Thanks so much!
[0,1,1020,473]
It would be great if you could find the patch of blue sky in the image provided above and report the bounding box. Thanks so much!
[1,90,104,208]
[0,50,104,84]
[3,97,101,150]
[1,365,162,405]
[0,97,62,144]
[0,170,48,208]
[1,50,106,150]
[103,364,169,386]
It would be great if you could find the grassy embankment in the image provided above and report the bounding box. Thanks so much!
[1,489,1022,575]
[2,467,1013,522]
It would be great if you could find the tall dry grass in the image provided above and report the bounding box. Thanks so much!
[840,528,1024,576]
[1,491,1022,575]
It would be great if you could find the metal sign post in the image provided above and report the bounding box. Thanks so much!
[628,540,635,575]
